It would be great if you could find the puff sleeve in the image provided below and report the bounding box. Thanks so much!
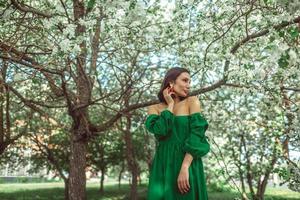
[144,109,175,139]
[183,113,210,159]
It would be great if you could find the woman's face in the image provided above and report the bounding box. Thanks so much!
[171,72,191,97]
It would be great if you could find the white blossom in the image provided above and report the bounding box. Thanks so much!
[59,39,71,53]
[64,24,76,38]
[116,9,126,19]
[288,49,297,64]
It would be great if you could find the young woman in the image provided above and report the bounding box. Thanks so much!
[145,67,210,199]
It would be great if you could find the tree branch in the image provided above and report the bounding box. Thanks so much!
[11,0,52,18]
[91,77,226,134]
[231,16,300,54]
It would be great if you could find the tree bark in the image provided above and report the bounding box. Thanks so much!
[0,61,8,150]
[123,116,139,200]
[99,167,105,193]
[64,178,69,200]
[255,139,279,200]
[238,136,249,200]
[241,133,256,200]
[118,162,125,189]
[0,67,5,145]
[144,131,152,172]
[67,1,91,199]
[68,130,87,200]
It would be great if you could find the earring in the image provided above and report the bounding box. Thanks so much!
[170,85,174,92]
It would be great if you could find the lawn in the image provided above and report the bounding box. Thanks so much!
[0,182,299,200]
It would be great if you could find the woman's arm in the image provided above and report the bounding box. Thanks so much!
[181,96,201,167]
[178,96,202,194]
[183,95,209,159]
[181,153,193,169]
[145,104,175,137]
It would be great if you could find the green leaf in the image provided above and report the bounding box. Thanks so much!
[87,0,96,10]
[0,2,6,7]
[243,64,255,69]
[32,79,39,84]
[288,27,299,39]
[129,0,137,10]
[257,56,268,61]
[278,51,290,68]
[269,36,275,42]
[278,30,285,38]
[264,44,276,50]
[290,74,297,79]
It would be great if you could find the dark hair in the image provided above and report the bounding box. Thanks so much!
[157,67,190,104]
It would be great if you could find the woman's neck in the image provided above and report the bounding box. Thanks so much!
[172,94,182,104]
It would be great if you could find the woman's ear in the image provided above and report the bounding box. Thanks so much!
[169,81,174,87]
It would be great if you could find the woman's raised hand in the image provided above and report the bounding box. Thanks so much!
[163,85,175,105]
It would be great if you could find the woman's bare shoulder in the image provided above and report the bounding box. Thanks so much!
[147,103,159,115]
[187,96,199,103]
[187,96,202,113]
[147,103,167,115]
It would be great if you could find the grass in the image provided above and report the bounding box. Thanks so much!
[0,182,146,200]
[0,182,299,200]
[264,187,300,200]
[207,186,300,200]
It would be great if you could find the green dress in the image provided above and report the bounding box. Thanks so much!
[145,109,210,200]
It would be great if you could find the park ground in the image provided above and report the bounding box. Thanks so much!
[0,181,299,200]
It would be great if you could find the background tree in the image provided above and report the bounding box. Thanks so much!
[0,1,299,200]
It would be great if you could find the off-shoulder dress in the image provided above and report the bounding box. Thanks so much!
[145,109,210,200]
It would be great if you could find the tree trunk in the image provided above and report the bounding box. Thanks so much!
[241,134,256,200]
[99,167,105,193]
[129,156,138,200]
[138,174,141,186]
[0,63,8,153]
[144,132,152,172]
[68,0,91,198]
[0,73,4,146]
[123,116,139,200]
[68,131,87,200]
[118,162,125,189]
[64,178,69,200]
[255,143,278,200]
[238,138,249,200]
[238,164,248,200]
